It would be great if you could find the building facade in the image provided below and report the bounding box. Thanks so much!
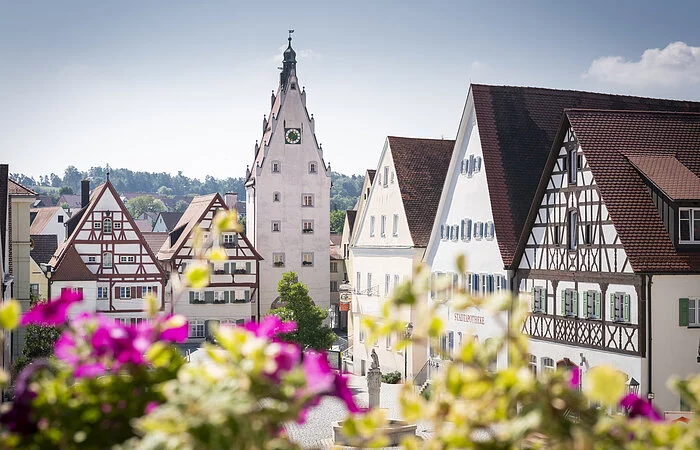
[157,194,262,343]
[245,35,331,314]
[29,207,69,242]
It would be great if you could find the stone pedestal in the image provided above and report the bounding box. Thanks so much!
[367,367,381,409]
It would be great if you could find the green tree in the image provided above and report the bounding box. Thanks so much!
[13,324,61,375]
[270,272,335,351]
[330,209,345,233]
[58,186,74,195]
[174,200,190,213]
[125,195,167,219]
[157,185,174,196]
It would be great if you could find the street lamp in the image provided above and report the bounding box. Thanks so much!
[40,263,54,301]
[627,377,640,395]
[404,322,413,382]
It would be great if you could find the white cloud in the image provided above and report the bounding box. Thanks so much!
[584,41,700,87]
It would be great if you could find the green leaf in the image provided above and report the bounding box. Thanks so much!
[0,300,21,330]
[184,262,210,289]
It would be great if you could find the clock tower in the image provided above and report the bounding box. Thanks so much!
[245,33,332,317]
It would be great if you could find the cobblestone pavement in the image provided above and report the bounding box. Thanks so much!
[284,375,432,449]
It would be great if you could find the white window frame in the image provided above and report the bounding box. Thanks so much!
[330,262,338,273]
[528,354,537,375]
[222,233,237,245]
[103,218,113,234]
[120,286,132,299]
[97,287,108,299]
[94,221,101,229]
[120,255,135,263]
[383,166,389,187]
[302,252,314,267]
[689,298,700,327]
[568,148,578,184]
[302,220,314,233]
[542,357,555,374]
[385,274,391,296]
[102,252,113,268]
[88,256,96,263]
[189,320,206,338]
[380,215,386,237]
[568,210,578,251]
[302,194,314,207]
[370,216,375,237]
[679,208,700,243]
[114,222,122,229]
[392,214,399,236]
[273,252,285,267]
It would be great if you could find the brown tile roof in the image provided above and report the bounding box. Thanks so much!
[330,233,342,246]
[155,212,184,231]
[8,178,37,196]
[141,232,169,255]
[133,219,152,233]
[565,109,700,272]
[58,194,82,209]
[158,194,218,260]
[51,246,97,281]
[30,234,58,265]
[471,84,700,269]
[29,207,62,235]
[627,155,700,201]
[388,136,455,247]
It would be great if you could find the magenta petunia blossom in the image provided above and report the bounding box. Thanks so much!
[301,351,359,413]
[157,315,188,343]
[569,366,580,389]
[21,290,82,326]
[620,394,662,421]
[245,316,296,339]
[270,342,301,379]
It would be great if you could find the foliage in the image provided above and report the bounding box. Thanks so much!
[330,171,363,212]
[381,371,402,384]
[12,324,61,375]
[125,195,167,219]
[58,186,74,195]
[330,209,345,233]
[270,272,336,351]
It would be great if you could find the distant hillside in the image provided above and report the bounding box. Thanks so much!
[12,166,365,214]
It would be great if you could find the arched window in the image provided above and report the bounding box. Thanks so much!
[542,357,555,374]
[103,218,113,234]
[102,252,113,268]
[309,161,317,173]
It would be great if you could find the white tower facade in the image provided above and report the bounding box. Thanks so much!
[245,35,331,315]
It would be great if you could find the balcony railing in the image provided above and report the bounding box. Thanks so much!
[354,285,380,297]
[189,298,251,305]
[522,313,642,356]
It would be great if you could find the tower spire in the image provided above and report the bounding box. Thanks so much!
[280,30,297,88]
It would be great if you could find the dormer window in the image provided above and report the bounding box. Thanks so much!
[679,208,700,243]
[103,218,113,234]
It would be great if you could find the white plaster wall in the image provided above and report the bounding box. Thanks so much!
[650,275,700,413]
[36,209,68,242]
[248,76,330,315]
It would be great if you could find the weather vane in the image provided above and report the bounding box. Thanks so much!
[288,29,294,39]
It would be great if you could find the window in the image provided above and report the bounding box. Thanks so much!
[610,292,631,322]
[461,219,472,241]
[29,284,39,296]
[474,221,484,240]
[390,171,395,184]
[370,216,375,236]
[568,148,578,184]
[583,290,602,319]
[468,154,475,177]
[271,221,281,232]
[385,274,391,296]
[473,156,482,173]
[484,221,495,240]
[367,273,372,294]
[392,214,399,236]
[57,215,64,223]
[440,224,447,240]
[120,255,135,263]
[222,233,237,246]
[273,192,281,202]
[271,161,281,173]
[120,287,132,299]
[552,225,561,246]
[143,286,155,296]
[102,252,113,268]
[302,194,314,207]
[383,166,389,187]
[460,158,469,175]
[532,286,547,313]
[330,262,338,273]
[302,220,314,233]
[542,357,555,374]
[189,320,205,338]
[568,211,578,251]
[273,253,285,267]
[94,221,101,229]
[679,208,700,243]
[302,252,314,266]
[114,222,122,229]
[380,215,386,237]
[685,298,700,327]
[97,287,109,299]
[359,326,365,343]
[584,224,593,245]
[495,275,507,292]
[88,256,96,263]
[103,218,112,234]
[356,272,361,293]
[528,354,537,375]
[562,289,578,317]
[330,281,338,292]
[450,225,458,241]
[386,332,393,349]
[309,162,317,173]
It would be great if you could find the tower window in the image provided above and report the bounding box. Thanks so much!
[271,161,281,173]
[302,194,314,207]
[309,162,317,173]
[271,221,281,232]
[273,192,281,202]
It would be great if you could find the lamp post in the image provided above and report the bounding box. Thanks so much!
[404,322,413,382]
[40,263,54,301]
[627,377,640,395]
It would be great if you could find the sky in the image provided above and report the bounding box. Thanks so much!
[2,0,700,180]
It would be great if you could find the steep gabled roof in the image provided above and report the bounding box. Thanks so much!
[366,169,376,185]
[470,84,700,269]
[564,109,700,272]
[345,210,357,235]
[29,207,62,235]
[627,155,700,201]
[388,136,455,247]
[8,179,37,196]
[52,246,98,281]
[58,194,82,209]
[30,234,58,265]
[141,232,169,256]
[155,212,184,231]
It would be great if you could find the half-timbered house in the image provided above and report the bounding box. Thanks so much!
[157,194,262,342]
[48,179,167,322]
[516,109,700,413]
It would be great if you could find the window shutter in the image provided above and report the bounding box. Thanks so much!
[542,288,547,313]
[246,262,251,273]
[623,294,631,322]
[115,287,121,299]
[561,290,566,316]
[189,291,195,302]
[466,219,472,240]
[594,291,601,319]
[205,291,214,303]
[224,291,229,302]
[531,287,537,310]
[153,285,158,296]
[137,286,142,298]
[610,293,615,321]
[573,291,579,317]
[582,291,589,318]
[224,263,230,274]
[131,286,136,298]
[244,290,250,301]
[679,298,689,326]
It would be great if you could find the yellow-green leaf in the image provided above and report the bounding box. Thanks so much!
[184,262,210,289]
[0,300,21,330]
[584,365,627,407]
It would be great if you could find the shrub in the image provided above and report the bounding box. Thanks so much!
[381,371,402,384]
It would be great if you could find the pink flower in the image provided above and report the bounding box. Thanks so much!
[21,290,82,326]
[245,316,296,339]
[74,362,106,378]
[301,351,359,413]
[271,343,301,379]
[157,315,188,343]
[620,394,662,421]
[569,366,580,389]
[145,401,159,414]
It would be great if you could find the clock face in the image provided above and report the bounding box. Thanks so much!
[285,128,301,144]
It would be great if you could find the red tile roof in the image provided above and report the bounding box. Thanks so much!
[8,178,37,196]
[471,84,700,269]
[564,109,700,272]
[29,207,62,235]
[627,155,700,201]
[388,136,455,247]
[30,234,58,265]
[52,246,98,281]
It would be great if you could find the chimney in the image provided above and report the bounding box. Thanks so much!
[224,193,238,210]
[81,179,90,208]
[0,164,8,257]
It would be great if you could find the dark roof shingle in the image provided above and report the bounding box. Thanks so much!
[388,136,455,247]
[30,234,58,265]
[471,84,700,268]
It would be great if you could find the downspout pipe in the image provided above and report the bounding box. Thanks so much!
[647,274,653,405]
